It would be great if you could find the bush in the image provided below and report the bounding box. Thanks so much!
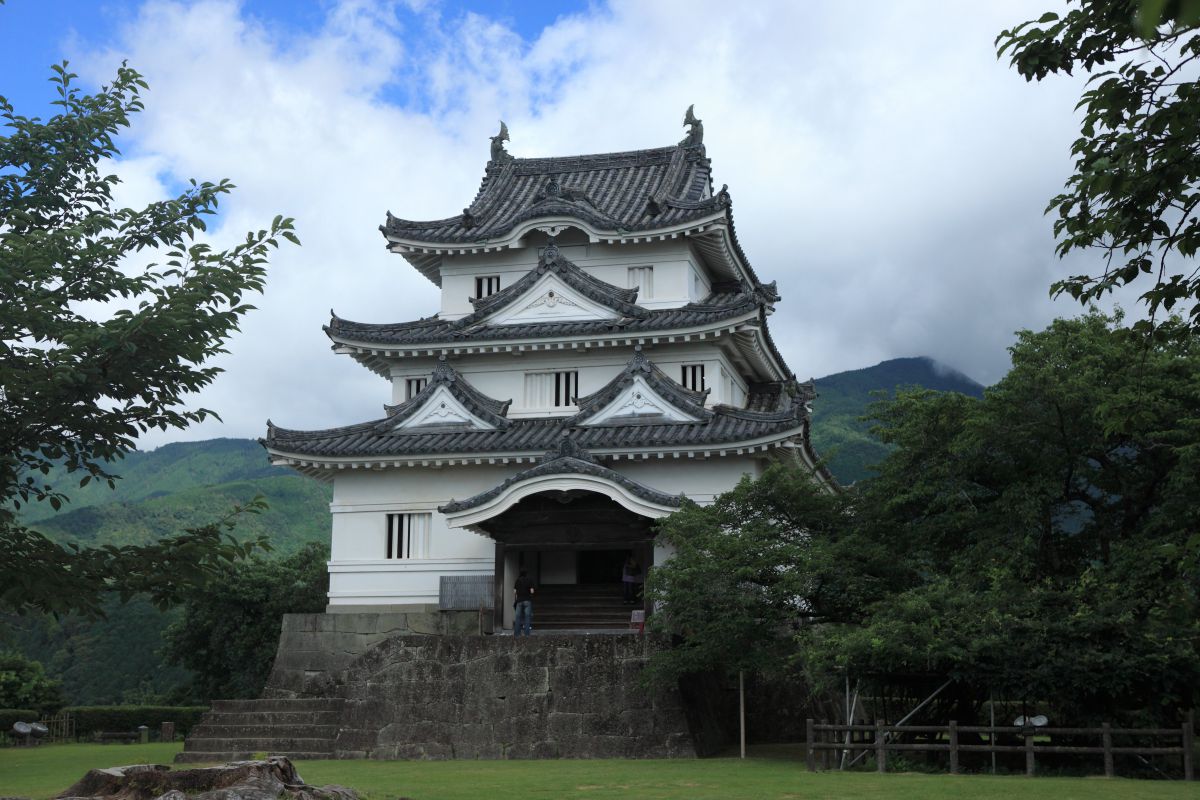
[66,705,208,737]
[0,652,64,712]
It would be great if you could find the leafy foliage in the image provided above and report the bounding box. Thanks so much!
[3,440,331,705]
[162,543,330,701]
[3,596,193,706]
[997,1,1200,330]
[643,468,864,687]
[0,64,298,618]
[0,651,63,712]
[650,312,1200,724]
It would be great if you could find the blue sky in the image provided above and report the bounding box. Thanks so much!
[2,1,1112,448]
[2,0,588,115]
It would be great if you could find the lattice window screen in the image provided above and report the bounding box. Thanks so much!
[525,371,578,408]
[628,266,653,299]
[385,512,432,559]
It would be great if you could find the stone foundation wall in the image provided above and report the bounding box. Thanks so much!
[263,610,479,699]
[257,612,809,760]
[332,634,695,759]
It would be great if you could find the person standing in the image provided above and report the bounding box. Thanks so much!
[513,569,534,636]
[622,554,643,604]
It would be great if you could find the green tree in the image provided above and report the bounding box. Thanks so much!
[649,313,1199,725]
[997,1,1200,331]
[643,467,868,687]
[162,543,329,701]
[0,63,298,618]
[808,312,1200,723]
[0,651,64,712]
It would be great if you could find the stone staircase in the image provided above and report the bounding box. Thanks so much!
[175,698,344,763]
[534,583,641,631]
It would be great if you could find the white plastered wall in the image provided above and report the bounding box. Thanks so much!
[438,238,707,319]
[387,343,751,410]
[325,454,766,609]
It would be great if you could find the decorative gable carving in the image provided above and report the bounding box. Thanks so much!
[579,375,702,425]
[484,273,620,326]
[393,384,495,430]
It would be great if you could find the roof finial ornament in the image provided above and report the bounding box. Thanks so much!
[549,434,591,463]
[681,104,704,148]
[490,120,511,163]
[543,236,559,265]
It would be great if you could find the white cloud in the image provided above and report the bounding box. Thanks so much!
[67,0,1107,448]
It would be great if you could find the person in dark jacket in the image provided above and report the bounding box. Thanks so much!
[513,569,535,636]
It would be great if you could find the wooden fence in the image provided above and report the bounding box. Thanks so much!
[806,713,1195,780]
[39,710,75,743]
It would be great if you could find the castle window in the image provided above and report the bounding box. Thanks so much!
[627,266,653,299]
[475,275,500,299]
[681,364,706,392]
[405,377,427,399]
[385,512,431,559]
[525,370,578,408]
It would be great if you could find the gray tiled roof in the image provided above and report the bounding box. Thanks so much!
[381,357,511,429]
[569,347,709,425]
[382,142,722,245]
[263,386,806,461]
[326,247,780,348]
[438,437,684,514]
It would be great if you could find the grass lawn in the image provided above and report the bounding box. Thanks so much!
[2,742,1196,800]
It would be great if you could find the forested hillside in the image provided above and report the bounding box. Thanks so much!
[4,439,331,704]
[811,357,985,484]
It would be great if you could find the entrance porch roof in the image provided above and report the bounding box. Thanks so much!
[439,437,683,530]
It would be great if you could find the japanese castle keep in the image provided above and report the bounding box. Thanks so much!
[178,109,827,761]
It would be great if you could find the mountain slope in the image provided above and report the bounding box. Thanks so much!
[811,357,985,485]
[20,438,294,524]
[31,475,331,555]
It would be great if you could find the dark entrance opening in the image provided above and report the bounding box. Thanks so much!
[479,490,656,630]
[577,549,628,584]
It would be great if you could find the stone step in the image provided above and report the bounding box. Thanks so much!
[174,751,254,763]
[184,736,335,753]
[202,710,343,726]
[191,723,341,739]
[540,609,643,623]
[210,698,344,713]
[535,620,639,630]
[174,750,332,763]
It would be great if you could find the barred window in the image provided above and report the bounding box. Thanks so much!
[385,512,431,559]
[681,364,706,392]
[525,370,578,408]
[475,275,500,299]
[405,377,427,400]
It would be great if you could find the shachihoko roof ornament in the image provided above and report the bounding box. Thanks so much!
[681,104,704,149]
[489,120,511,164]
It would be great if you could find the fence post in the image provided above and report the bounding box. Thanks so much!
[1024,728,1035,777]
[1184,710,1194,782]
[876,719,886,773]
[1102,722,1113,778]
[806,719,815,772]
[949,720,959,775]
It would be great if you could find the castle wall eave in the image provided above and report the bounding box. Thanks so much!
[264,428,806,474]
